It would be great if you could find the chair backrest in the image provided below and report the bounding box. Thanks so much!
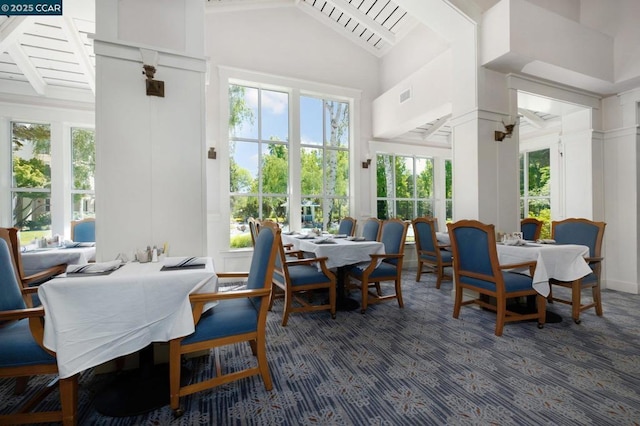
[71,218,95,242]
[412,217,438,255]
[379,219,408,265]
[362,218,382,241]
[552,218,606,258]
[248,217,261,247]
[0,227,24,284]
[521,218,543,241]
[338,217,357,236]
[447,220,500,290]
[246,220,280,294]
[0,238,26,312]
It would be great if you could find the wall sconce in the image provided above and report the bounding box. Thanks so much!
[140,48,164,98]
[362,158,372,168]
[208,147,217,159]
[494,119,518,141]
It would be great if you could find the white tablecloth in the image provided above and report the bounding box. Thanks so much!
[496,243,591,297]
[38,258,217,378]
[22,246,96,276]
[281,234,384,269]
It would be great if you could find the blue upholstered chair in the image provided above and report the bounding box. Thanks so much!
[270,227,336,326]
[348,218,408,314]
[521,218,543,241]
[70,218,95,242]
[0,238,78,425]
[337,217,357,236]
[168,221,280,416]
[550,218,606,324]
[412,217,452,289]
[447,220,545,336]
[361,218,381,241]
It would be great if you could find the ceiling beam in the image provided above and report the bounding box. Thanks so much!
[518,108,546,129]
[326,0,396,45]
[421,113,452,140]
[6,43,47,96]
[0,16,31,53]
[61,15,95,94]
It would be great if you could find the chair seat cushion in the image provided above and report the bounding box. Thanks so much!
[460,271,533,293]
[281,264,332,287]
[419,251,452,263]
[0,319,56,368]
[350,262,397,280]
[182,298,258,345]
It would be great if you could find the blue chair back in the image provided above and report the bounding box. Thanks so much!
[338,217,356,236]
[247,223,278,291]
[413,218,437,253]
[0,239,26,312]
[72,219,95,242]
[448,221,498,290]
[521,218,542,241]
[552,219,605,258]
[362,218,381,241]
[379,219,408,266]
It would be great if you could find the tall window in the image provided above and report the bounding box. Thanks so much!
[71,128,96,220]
[11,122,52,239]
[300,96,350,232]
[228,83,352,248]
[445,159,453,223]
[520,148,551,236]
[229,85,290,248]
[376,154,434,221]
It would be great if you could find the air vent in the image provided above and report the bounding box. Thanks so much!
[399,88,411,104]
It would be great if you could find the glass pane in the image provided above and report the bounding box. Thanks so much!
[327,198,349,233]
[230,195,257,249]
[376,154,392,198]
[72,194,95,221]
[12,192,52,237]
[528,199,550,218]
[325,150,349,196]
[324,100,349,148]
[301,198,322,230]
[528,149,550,197]
[395,156,413,199]
[519,153,525,197]
[262,197,288,227]
[71,128,95,191]
[395,200,414,221]
[229,85,258,139]
[417,200,433,218]
[300,96,323,145]
[445,159,452,199]
[230,141,258,193]
[301,147,323,196]
[377,200,390,220]
[415,157,433,199]
[12,122,52,189]
[261,90,289,142]
[446,200,453,223]
[261,143,288,195]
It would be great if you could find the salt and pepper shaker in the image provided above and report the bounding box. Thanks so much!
[151,245,158,262]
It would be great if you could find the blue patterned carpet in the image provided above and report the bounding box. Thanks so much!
[2,270,640,425]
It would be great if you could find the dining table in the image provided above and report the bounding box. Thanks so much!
[281,233,385,310]
[21,244,96,276]
[37,257,218,416]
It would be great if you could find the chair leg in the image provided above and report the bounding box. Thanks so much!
[494,297,506,337]
[415,261,422,282]
[268,284,276,310]
[168,341,182,414]
[572,282,582,324]
[360,280,368,314]
[59,374,78,426]
[536,294,546,329]
[593,283,603,316]
[281,291,291,326]
[256,336,273,391]
[395,278,404,308]
[435,266,442,289]
[453,285,462,319]
[14,376,28,394]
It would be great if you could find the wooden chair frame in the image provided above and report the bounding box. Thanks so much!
[348,218,408,314]
[549,218,606,324]
[412,217,452,288]
[447,220,546,336]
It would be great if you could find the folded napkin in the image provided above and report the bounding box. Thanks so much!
[162,256,207,269]
[295,234,316,239]
[333,234,348,238]
[536,239,556,244]
[66,260,123,275]
[64,241,96,248]
[346,236,366,242]
[313,238,336,244]
[502,239,527,246]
